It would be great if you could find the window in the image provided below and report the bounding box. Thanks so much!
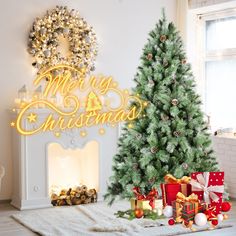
[199,10,236,132]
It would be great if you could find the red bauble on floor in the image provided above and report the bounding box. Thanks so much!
[221,202,231,212]
[211,219,218,226]
[134,208,144,218]
[168,218,175,225]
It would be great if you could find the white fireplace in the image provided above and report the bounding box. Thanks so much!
[10,109,118,210]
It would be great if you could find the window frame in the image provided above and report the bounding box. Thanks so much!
[196,8,236,115]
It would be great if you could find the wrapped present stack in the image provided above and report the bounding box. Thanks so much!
[160,172,231,229]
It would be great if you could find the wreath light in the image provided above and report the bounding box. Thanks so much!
[28,6,98,74]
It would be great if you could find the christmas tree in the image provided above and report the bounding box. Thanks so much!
[104,11,219,204]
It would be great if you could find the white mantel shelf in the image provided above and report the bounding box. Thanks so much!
[10,109,119,210]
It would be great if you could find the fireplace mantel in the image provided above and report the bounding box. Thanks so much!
[10,109,118,210]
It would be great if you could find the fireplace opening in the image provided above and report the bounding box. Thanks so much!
[48,141,99,206]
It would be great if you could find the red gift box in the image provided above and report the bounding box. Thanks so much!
[190,172,224,214]
[160,183,192,206]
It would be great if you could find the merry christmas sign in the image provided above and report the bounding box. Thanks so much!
[11,6,144,137]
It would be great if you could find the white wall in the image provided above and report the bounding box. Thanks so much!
[212,136,236,198]
[0,0,176,200]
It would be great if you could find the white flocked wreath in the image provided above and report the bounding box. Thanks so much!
[28,6,98,73]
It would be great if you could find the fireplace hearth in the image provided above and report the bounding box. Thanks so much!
[10,109,118,210]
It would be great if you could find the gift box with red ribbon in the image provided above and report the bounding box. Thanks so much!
[190,172,224,214]
[131,187,158,210]
[160,174,192,206]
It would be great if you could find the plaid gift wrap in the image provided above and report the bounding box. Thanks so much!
[172,192,204,222]
[172,199,205,221]
[190,172,224,214]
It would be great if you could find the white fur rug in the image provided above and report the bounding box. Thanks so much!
[11,201,224,236]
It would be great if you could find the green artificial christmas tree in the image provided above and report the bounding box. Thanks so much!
[104,11,219,204]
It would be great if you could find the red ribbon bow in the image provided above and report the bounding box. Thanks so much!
[133,187,158,209]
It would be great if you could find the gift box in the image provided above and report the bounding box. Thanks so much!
[161,183,192,206]
[131,198,152,210]
[172,192,204,222]
[131,187,158,210]
[190,172,224,214]
[161,174,192,206]
[155,199,163,216]
[131,198,163,213]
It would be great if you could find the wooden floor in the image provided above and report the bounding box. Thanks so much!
[0,201,236,236]
[0,203,36,236]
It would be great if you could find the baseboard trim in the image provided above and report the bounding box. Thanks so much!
[0,199,11,204]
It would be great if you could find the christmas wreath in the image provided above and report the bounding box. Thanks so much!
[28,6,97,73]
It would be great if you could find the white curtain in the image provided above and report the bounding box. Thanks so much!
[176,0,188,44]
